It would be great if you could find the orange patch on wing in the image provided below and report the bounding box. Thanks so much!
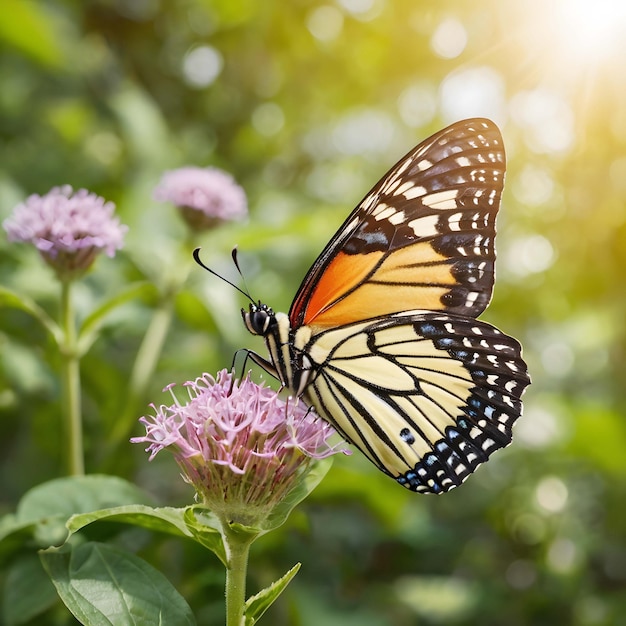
[310,283,451,327]
[303,250,383,326]
[371,243,453,285]
[306,243,455,328]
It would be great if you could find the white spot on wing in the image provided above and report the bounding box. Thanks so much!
[346,216,360,231]
[388,211,406,225]
[423,189,459,210]
[395,181,414,195]
[417,159,432,171]
[374,205,395,220]
[361,193,377,210]
[403,185,427,199]
[395,159,412,177]
[465,291,478,306]
[448,212,463,231]
[383,179,402,195]
[408,214,439,237]
[505,380,518,393]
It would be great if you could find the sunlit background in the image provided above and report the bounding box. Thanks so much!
[1,0,626,624]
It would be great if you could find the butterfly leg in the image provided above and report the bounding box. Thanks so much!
[241,348,282,382]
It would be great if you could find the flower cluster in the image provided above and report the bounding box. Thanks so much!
[154,166,247,230]
[133,370,349,525]
[3,185,127,279]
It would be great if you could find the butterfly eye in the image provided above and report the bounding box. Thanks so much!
[242,303,274,336]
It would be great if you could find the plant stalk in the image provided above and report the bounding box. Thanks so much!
[60,279,84,475]
[109,295,175,448]
[223,525,255,626]
[106,241,195,460]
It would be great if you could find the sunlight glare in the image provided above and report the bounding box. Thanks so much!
[430,18,467,59]
[307,5,344,42]
[509,89,574,154]
[554,0,626,62]
[182,45,223,88]
[502,233,555,278]
[397,83,437,128]
[439,66,505,124]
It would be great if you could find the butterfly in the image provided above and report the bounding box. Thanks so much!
[198,118,530,494]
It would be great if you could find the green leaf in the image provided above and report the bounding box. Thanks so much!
[3,553,58,625]
[16,475,153,525]
[40,542,196,625]
[0,0,66,68]
[77,281,154,355]
[0,515,39,563]
[68,505,228,567]
[184,507,228,566]
[225,521,261,542]
[260,458,333,533]
[0,285,62,345]
[244,563,301,626]
[0,476,155,553]
[69,505,192,539]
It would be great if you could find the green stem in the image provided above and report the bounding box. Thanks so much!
[60,279,84,475]
[106,295,175,454]
[106,241,195,459]
[222,525,255,626]
[129,300,174,401]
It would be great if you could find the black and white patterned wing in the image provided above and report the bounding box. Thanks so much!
[298,311,530,494]
[290,118,506,328]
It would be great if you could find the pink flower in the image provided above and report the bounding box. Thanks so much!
[133,370,349,523]
[3,185,127,279]
[154,167,247,230]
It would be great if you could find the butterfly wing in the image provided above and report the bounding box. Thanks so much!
[297,311,530,494]
[289,118,505,329]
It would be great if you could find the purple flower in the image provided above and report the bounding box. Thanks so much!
[133,370,349,524]
[154,166,247,230]
[3,185,127,279]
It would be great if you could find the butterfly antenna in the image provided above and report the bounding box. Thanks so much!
[192,248,254,303]
[230,247,255,302]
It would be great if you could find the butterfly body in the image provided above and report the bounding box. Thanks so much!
[241,118,530,494]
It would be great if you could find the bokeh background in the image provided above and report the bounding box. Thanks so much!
[1,0,626,624]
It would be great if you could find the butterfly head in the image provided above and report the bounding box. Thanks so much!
[242,302,276,337]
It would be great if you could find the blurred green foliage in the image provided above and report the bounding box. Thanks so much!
[1,0,626,624]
